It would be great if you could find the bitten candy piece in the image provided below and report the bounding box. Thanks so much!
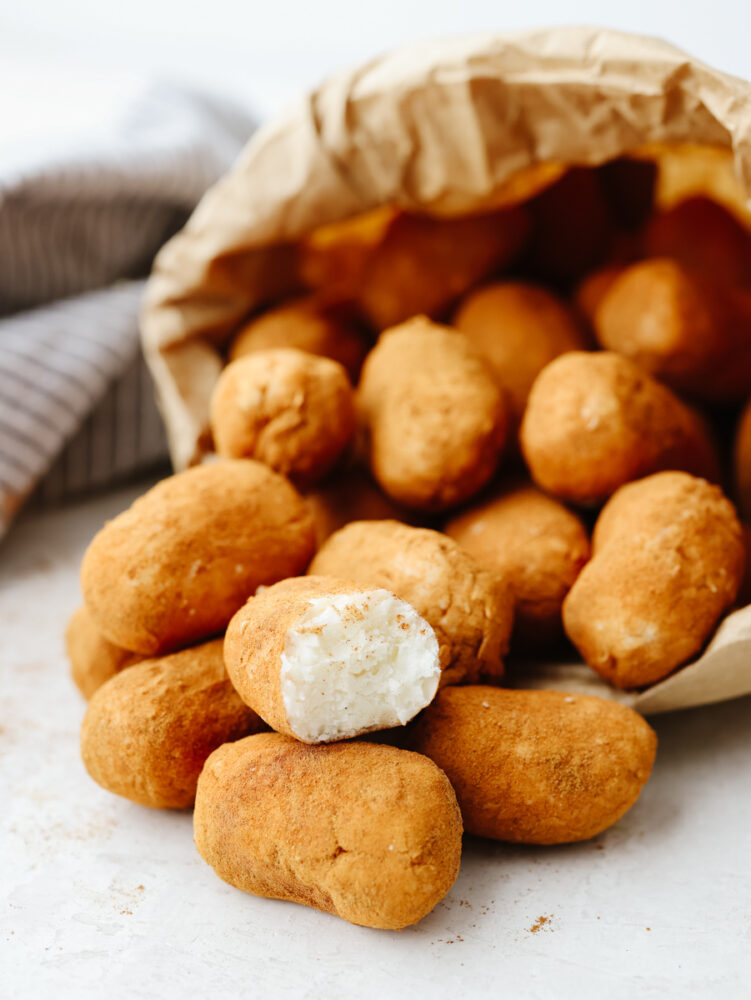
[229,293,370,382]
[409,686,656,844]
[309,520,513,685]
[358,206,530,330]
[194,733,462,930]
[520,351,719,505]
[444,484,590,650]
[66,605,142,699]
[594,258,751,402]
[80,639,264,809]
[210,349,356,488]
[563,471,744,689]
[81,460,316,655]
[358,317,507,511]
[453,281,585,431]
[224,576,440,743]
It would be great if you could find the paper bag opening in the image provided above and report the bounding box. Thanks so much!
[140,26,751,714]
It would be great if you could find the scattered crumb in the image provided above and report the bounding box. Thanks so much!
[440,933,465,945]
[529,914,554,934]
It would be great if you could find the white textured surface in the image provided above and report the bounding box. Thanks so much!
[2,483,751,999]
[281,590,440,742]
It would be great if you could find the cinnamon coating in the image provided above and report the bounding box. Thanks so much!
[409,686,656,844]
[210,349,356,488]
[445,484,590,650]
[358,316,507,511]
[80,639,264,809]
[453,281,585,430]
[66,605,141,699]
[229,293,370,382]
[644,196,751,289]
[594,258,751,402]
[358,206,530,330]
[309,519,513,685]
[563,471,744,689]
[573,264,624,326]
[520,351,719,505]
[81,460,316,655]
[194,733,462,929]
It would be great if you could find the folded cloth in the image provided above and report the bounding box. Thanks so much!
[0,79,254,536]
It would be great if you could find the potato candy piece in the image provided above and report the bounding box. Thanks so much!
[66,605,142,699]
[409,686,656,844]
[453,281,585,429]
[563,471,744,689]
[297,206,398,299]
[594,258,751,402]
[309,520,512,684]
[81,460,316,655]
[224,576,440,743]
[210,349,356,487]
[644,196,751,289]
[358,207,529,330]
[304,468,415,546]
[520,351,718,505]
[229,293,369,381]
[359,317,507,510]
[80,639,263,809]
[445,485,590,649]
[194,733,462,930]
[574,264,624,325]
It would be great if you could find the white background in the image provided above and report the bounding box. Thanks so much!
[0,0,750,136]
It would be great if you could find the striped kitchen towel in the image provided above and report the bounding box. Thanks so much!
[0,79,254,536]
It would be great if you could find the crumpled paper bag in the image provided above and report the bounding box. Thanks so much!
[141,26,751,713]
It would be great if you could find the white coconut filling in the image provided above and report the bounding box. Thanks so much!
[280,589,440,743]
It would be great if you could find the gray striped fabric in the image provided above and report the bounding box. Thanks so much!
[36,334,168,507]
[0,83,253,536]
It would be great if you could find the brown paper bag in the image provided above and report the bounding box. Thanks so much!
[140,26,751,714]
